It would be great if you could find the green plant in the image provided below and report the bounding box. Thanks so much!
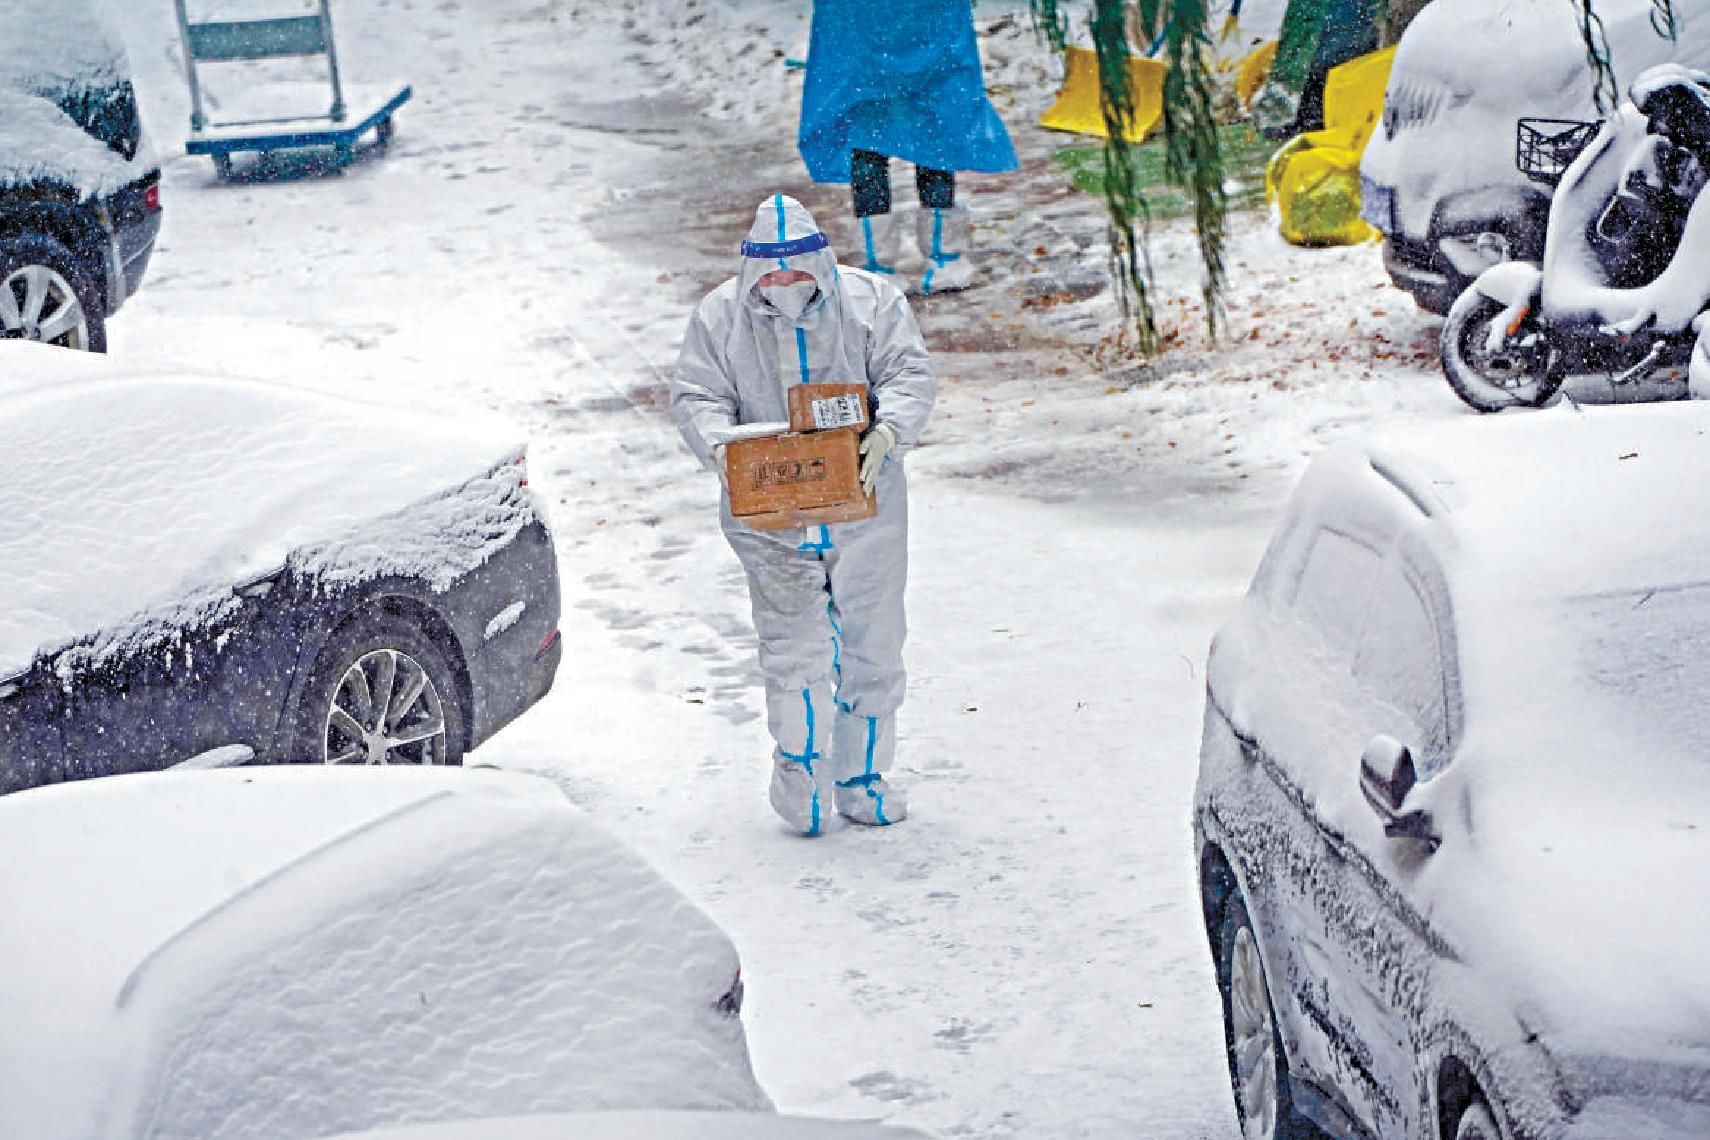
[1054,124,1272,218]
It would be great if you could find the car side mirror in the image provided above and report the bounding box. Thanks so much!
[1359,734,1440,852]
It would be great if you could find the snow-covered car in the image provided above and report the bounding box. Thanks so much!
[1360,0,1708,314]
[0,342,561,792]
[1194,403,1710,1139]
[327,1110,934,1139]
[0,766,766,1139]
[0,0,163,350]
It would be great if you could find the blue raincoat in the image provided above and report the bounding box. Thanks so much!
[798,0,1018,183]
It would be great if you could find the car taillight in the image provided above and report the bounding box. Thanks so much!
[535,627,560,660]
[143,183,161,212]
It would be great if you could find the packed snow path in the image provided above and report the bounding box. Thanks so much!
[110,0,1456,1135]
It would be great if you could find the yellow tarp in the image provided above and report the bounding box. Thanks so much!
[1039,46,1165,143]
[1265,45,1395,246]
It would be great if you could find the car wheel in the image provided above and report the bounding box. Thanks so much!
[293,613,465,766]
[0,233,106,352]
[1218,887,1307,1140]
[1440,287,1561,413]
[1455,1101,1501,1140]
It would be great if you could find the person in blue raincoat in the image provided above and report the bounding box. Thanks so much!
[798,0,1017,295]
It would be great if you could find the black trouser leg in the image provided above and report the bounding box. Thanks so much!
[916,165,955,210]
[851,149,892,218]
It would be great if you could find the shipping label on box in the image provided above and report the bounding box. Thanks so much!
[786,383,870,434]
[810,394,865,430]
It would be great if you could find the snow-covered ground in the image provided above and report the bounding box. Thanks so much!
[95,0,1478,1136]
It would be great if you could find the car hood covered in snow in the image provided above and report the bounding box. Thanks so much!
[1421,595,1710,1073]
[0,767,767,1139]
[1357,404,1710,1074]
[0,343,527,677]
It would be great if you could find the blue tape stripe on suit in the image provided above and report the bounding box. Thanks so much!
[780,687,819,770]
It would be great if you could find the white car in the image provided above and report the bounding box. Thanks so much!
[0,767,767,1140]
[1195,402,1710,1138]
[1361,0,1708,314]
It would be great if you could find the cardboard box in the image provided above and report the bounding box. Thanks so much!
[787,383,871,434]
[725,427,876,531]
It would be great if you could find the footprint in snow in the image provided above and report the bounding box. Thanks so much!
[848,1070,941,1105]
[933,1019,998,1053]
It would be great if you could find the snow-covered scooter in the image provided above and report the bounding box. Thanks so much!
[1440,65,1710,412]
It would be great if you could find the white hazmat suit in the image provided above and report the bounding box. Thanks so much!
[671,195,936,835]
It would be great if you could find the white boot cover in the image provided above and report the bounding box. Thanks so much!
[915,206,976,295]
[857,212,905,277]
[833,711,906,825]
[767,681,833,836]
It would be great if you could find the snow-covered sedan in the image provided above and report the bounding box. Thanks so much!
[0,343,560,790]
[0,767,764,1139]
[1195,403,1710,1139]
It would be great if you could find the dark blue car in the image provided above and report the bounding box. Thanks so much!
[0,0,163,351]
[0,345,561,790]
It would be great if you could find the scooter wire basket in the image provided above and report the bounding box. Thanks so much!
[1516,118,1600,186]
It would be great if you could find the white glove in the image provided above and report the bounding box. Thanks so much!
[858,421,897,496]
[711,444,728,490]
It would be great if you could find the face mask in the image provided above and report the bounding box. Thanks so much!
[761,281,819,319]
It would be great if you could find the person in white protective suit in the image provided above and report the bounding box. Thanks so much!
[670,195,936,836]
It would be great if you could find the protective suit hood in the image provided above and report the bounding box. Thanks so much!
[740,195,841,325]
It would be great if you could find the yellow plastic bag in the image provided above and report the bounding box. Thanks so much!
[1264,45,1395,246]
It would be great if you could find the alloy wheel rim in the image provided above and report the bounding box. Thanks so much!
[1230,925,1279,1140]
[322,648,448,764]
[0,265,90,350]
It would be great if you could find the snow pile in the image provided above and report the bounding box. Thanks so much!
[0,343,527,677]
[0,767,769,1140]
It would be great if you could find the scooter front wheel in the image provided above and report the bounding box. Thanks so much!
[1441,289,1563,413]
